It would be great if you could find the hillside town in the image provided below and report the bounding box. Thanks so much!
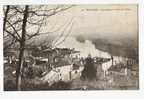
[4,43,138,90]
[3,5,138,90]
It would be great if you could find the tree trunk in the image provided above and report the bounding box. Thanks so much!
[16,5,29,91]
[3,5,10,31]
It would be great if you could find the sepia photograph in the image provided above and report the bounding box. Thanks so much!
[3,4,139,91]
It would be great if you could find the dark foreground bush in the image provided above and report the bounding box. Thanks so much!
[4,80,17,91]
[49,81,71,90]
[4,77,71,91]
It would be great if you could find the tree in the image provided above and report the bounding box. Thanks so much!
[3,5,74,90]
[16,5,29,90]
[81,54,96,81]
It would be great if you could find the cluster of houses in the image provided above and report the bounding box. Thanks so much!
[4,45,138,86]
[4,46,81,74]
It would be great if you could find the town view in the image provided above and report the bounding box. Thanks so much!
[3,5,138,90]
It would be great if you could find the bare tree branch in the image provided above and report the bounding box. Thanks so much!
[54,20,74,47]
[6,20,21,39]
[52,17,74,46]
[6,18,22,29]
[9,6,24,14]
[29,6,74,17]
[5,30,21,42]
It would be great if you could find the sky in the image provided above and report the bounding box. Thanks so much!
[29,5,138,57]
[43,4,138,40]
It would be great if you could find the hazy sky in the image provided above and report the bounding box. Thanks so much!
[43,5,138,39]
[26,5,138,57]
[30,5,138,48]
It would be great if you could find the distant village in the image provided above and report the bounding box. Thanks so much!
[4,44,138,90]
[3,5,138,91]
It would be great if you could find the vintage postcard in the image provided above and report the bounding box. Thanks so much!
[3,4,138,91]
